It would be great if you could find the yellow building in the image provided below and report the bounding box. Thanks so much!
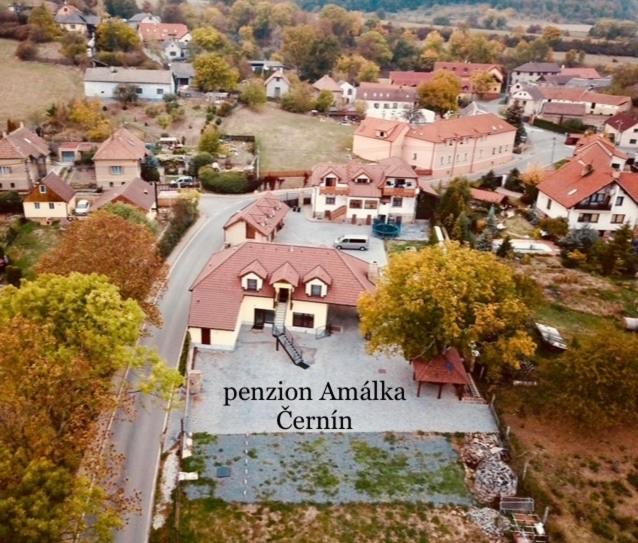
[93,127,146,189]
[188,242,377,350]
[22,172,76,221]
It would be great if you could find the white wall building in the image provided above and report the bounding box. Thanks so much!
[264,70,290,99]
[357,82,418,121]
[84,67,174,101]
[604,111,638,149]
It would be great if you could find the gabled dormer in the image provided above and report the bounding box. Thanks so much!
[239,259,268,292]
[303,265,332,297]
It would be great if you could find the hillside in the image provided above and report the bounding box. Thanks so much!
[298,0,638,23]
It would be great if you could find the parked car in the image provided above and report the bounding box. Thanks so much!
[169,176,198,189]
[75,199,91,216]
[334,235,369,251]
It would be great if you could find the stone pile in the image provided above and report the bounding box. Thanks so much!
[468,507,511,539]
[473,456,518,505]
[461,433,504,468]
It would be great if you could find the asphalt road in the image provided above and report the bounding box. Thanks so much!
[111,194,253,543]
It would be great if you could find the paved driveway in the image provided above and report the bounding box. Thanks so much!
[276,208,388,266]
[188,317,496,436]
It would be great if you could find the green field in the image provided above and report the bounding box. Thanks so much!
[221,104,355,171]
[0,39,83,126]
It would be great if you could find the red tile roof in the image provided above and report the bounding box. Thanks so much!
[59,141,95,152]
[303,265,332,285]
[0,127,48,160]
[93,178,155,211]
[358,82,418,103]
[406,113,515,143]
[617,173,638,205]
[269,261,300,287]
[575,134,627,160]
[240,259,268,279]
[605,111,638,132]
[560,67,601,79]
[23,172,75,203]
[412,348,469,386]
[308,157,417,198]
[539,86,630,107]
[223,193,289,237]
[354,117,410,142]
[537,144,616,208]
[312,74,342,93]
[94,127,146,161]
[541,102,586,116]
[189,242,375,330]
[138,22,189,42]
[470,188,507,205]
[389,71,436,87]
[434,61,503,80]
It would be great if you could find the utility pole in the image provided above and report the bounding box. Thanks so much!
[550,136,557,165]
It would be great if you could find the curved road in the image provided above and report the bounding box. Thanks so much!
[112,194,255,543]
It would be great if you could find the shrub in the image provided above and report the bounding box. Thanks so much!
[198,127,220,154]
[539,217,568,240]
[15,40,37,60]
[199,169,259,194]
[189,152,214,177]
[6,265,22,286]
[158,194,199,258]
[239,79,267,110]
[0,192,22,213]
[217,101,233,117]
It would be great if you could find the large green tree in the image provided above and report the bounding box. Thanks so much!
[417,71,461,114]
[96,19,140,52]
[434,177,472,239]
[193,52,239,92]
[539,327,638,428]
[358,243,536,378]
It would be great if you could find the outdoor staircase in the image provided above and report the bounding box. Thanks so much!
[272,303,309,369]
[328,205,347,221]
[462,374,487,404]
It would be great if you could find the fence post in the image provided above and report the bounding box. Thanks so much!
[543,506,550,524]
[522,459,530,480]
[490,393,496,407]
[505,425,511,440]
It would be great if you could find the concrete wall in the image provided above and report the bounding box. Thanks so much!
[95,159,141,188]
[85,80,174,101]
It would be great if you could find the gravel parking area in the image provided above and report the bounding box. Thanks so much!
[188,314,496,436]
[185,432,472,505]
[277,208,387,266]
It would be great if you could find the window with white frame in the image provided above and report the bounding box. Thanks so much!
[48,202,55,209]
[611,214,625,223]
[0,166,12,175]
[616,196,624,206]
[310,284,322,297]
[110,165,123,175]
[246,278,258,291]
[39,185,47,194]
[325,196,336,205]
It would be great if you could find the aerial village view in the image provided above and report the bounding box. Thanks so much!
[1,0,638,541]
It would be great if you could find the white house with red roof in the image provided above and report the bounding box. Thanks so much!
[357,82,419,121]
[223,193,289,245]
[308,157,420,224]
[93,127,147,189]
[188,242,376,350]
[352,114,516,178]
[138,22,191,45]
[535,135,638,234]
[604,111,638,149]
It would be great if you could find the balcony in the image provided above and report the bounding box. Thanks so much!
[575,199,611,211]
[320,185,349,196]
[382,187,416,197]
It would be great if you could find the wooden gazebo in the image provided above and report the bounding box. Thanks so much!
[411,347,469,400]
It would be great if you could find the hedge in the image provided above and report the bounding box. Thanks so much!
[532,118,588,134]
[199,169,260,194]
[158,197,199,258]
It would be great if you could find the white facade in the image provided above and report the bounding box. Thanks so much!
[264,72,290,99]
[604,124,638,149]
[537,183,638,234]
[364,100,413,121]
[84,79,174,101]
[339,81,356,104]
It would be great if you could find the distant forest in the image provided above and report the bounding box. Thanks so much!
[298,0,638,23]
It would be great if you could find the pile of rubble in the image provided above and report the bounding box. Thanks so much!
[474,456,518,504]
[460,433,503,468]
[467,507,511,539]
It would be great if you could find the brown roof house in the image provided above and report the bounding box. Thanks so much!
[308,157,420,223]
[312,75,344,107]
[535,135,638,235]
[188,242,376,350]
[93,127,147,189]
[604,110,638,149]
[0,126,49,192]
[223,193,289,246]
[94,178,157,219]
[22,172,76,221]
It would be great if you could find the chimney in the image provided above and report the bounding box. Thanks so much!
[367,261,379,284]
[144,189,149,194]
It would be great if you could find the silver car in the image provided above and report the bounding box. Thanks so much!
[334,235,369,251]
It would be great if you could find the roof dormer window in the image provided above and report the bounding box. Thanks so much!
[38,185,47,194]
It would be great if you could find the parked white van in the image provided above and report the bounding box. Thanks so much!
[334,235,369,251]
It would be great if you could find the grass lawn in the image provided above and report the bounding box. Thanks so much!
[385,239,431,255]
[221,104,355,171]
[3,220,62,279]
[0,39,83,126]
[503,214,535,238]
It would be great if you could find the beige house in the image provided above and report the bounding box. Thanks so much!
[188,242,376,350]
[55,4,100,35]
[308,157,420,224]
[23,172,76,221]
[312,75,343,107]
[264,70,290,99]
[93,127,146,189]
[93,178,157,219]
[0,126,49,192]
[352,114,516,178]
[223,193,289,246]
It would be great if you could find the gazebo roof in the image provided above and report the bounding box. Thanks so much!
[412,348,469,386]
